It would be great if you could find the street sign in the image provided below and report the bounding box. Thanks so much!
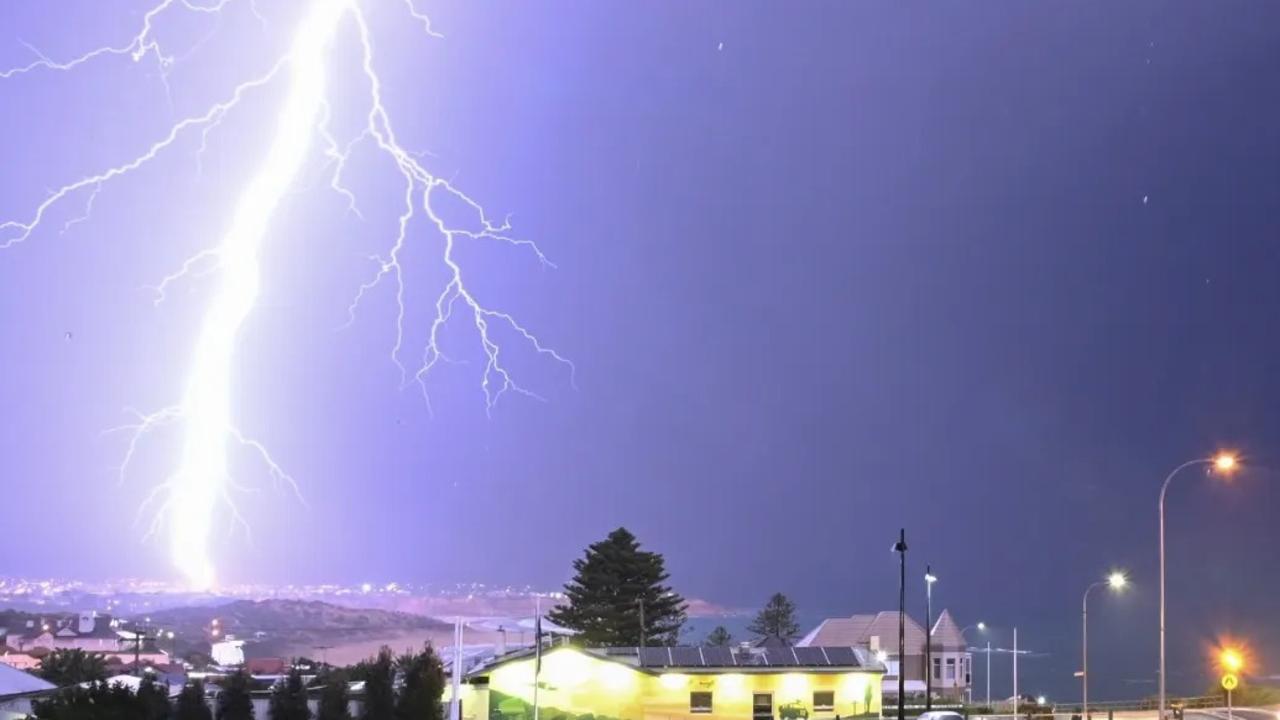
[1221,673,1239,691]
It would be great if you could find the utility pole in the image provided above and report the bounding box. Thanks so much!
[1013,628,1019,720]
[985,640,991,707]
[893,529,908,720]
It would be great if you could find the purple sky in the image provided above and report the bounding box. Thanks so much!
[3,0,1280,701]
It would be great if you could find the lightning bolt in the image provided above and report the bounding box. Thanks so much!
[1,0,574,590]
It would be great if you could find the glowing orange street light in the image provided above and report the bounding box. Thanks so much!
[1220,648,1244,673]
[1158,452,1241,720]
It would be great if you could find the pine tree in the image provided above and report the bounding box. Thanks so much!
[175,680,214,720]
[217,670,255,720]
[547,527,687,646]
[315,670,352,720]
[704,626,733,647]
[357,648,395,720]
[394,646,445,720]
[747,593,800,644]
[268,667,311,720]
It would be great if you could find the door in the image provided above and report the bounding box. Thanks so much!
[753,693,773,720]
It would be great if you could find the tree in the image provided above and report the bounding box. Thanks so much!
[357,647,395,720]
[547,527,688,646]
[269,667,311,720]
[138,674,174,720]
[37,648,107,686]
[175,680,214,720]
[395,646,446,720]
[33,681,147,720]
[704,626,733,648]
[315,670,352,720]
[217,670,255,720]
[748,593,800,645]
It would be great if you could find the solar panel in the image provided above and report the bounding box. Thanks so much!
[764,648,798,666]
[671,647,704,667]
[639,647,671,667]
[822,647,858,667]
[793,647,828,666]
[701,647,735,667]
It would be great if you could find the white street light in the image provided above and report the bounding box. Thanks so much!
[1083,572,1127,720]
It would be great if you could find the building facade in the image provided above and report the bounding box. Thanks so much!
[797,610,973,702]
[457,644,884,720]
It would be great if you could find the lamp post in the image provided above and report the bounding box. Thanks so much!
[1158,453,1237,720]
[893,529,909,720]
[1083,573,1127,720]
[961,622,987,706]
[925,566,937,710]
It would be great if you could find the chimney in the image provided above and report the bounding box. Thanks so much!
[496,626,507,656]
[870,635,881,652]
[77,612,95,635]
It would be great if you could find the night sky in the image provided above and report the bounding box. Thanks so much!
[2,0,1280,702]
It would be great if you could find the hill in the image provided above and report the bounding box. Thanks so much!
[147,599,452,664]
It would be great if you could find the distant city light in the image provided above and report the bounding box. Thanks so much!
[1037,696,1047,705]
[361,583,373,593]
[875,650,889,663]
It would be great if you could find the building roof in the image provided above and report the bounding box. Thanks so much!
[797,611,927,655]
[0,661,55,697]
[470,643,882,678]
[929,610,967,651]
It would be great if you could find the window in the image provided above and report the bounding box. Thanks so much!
[933,657,941,680]
[691,692,713,714]
[753,693,773,720]
[945,658,956,682]
[964,657,971,685]
[813,691,835,711]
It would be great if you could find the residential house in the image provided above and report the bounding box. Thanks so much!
[797,610,973,702]
[453,643,885,720]
[6,612,123,653]
[0,659,55,717]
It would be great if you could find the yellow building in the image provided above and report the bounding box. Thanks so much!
[455,644,883,720]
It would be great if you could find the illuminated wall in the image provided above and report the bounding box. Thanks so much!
[469,647,882,720]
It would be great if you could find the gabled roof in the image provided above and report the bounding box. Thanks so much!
[0,662,54,696]
[929,610,967,651]
[797,612,926,655]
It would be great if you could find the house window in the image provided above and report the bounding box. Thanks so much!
[691,692,713,714]
[945,658,956,682]
[932,657,941,680]
[813,691,835,711]
[964,657,971,685]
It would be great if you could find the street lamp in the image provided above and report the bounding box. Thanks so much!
[925,566,937,710]
[961,623,989,706]
[1082,572,1127,720]
[1159,453,1238,720]
[892,529,909,720]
